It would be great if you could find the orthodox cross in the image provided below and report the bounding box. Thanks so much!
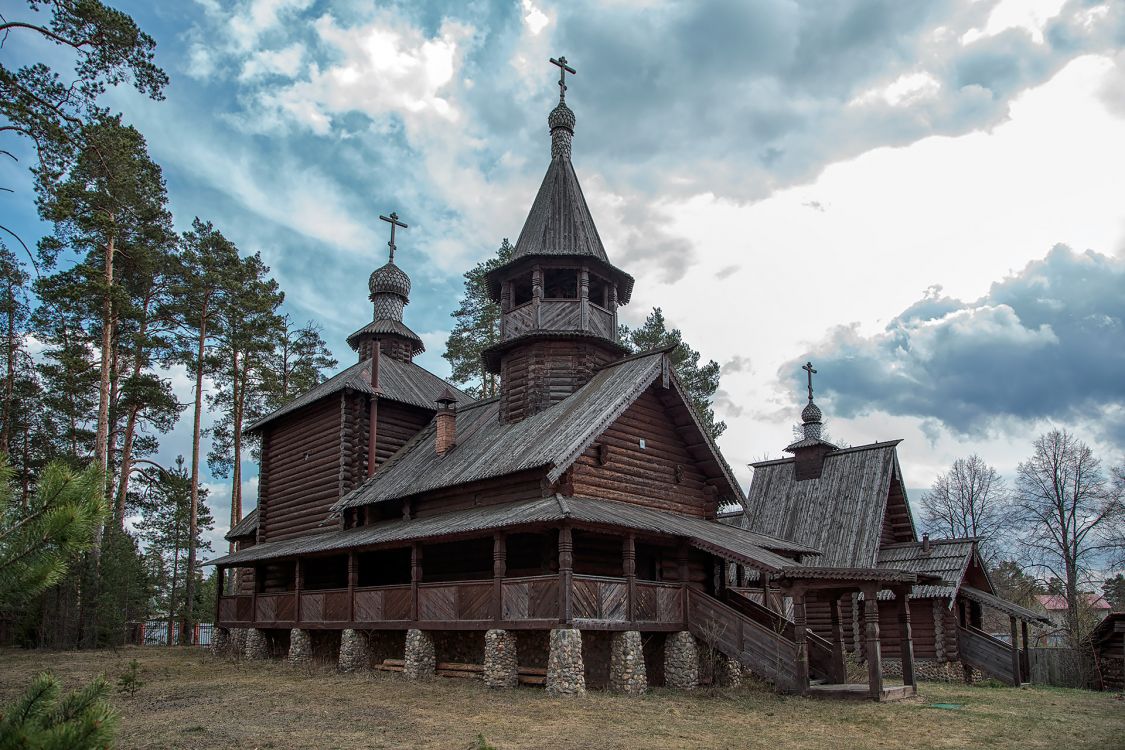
[802,361,817,402]
[550,56,576,101]
[379,211,408,263]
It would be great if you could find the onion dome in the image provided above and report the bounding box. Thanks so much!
[369,260,411,301]
[549,101,576,160]
[801,401,822,425]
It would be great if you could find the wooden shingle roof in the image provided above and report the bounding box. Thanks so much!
[876,539,977,600]
[208,495,807,573]
[245,353,471,433]
[224,507,258,541]
[332,349,743,512]
[744,441,909,568]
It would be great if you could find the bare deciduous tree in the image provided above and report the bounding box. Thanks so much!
[920,454,1010,563]
[1012,429,1123,650]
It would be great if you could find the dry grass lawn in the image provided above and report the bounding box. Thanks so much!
[1,647,1121,749]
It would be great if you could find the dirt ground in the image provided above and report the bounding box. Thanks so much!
[1,647,1121,750]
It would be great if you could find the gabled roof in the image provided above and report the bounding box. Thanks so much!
[484,157,634,304]
[208,495,807,573]
[332,349,743,512]
[345,319,425,354]
[876,539,977,600]
[744,441,908,568]
[225,507,258,541]
[245,353,471,433]
[1035,593,1111,611]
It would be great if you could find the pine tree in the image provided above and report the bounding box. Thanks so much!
[619,307,726,440]
[0,672,118,750]
[443,239,513,399]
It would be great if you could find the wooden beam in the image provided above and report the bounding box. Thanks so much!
[862,585,883,699]
[558,526,573,625]
[347,552,357,622]
[493,532,506,622]
[793,586,810,694]
[1010,615,1022,685]
[896,586,916,689]
[411,543,422,622]
[294,558,303,625]
[829,594,847,684]
[623,533,636,624]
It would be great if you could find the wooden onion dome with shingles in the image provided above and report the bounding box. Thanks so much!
[482,58,635,423]
[347,211,425,363]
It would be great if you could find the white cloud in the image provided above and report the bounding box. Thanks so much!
[852,72,942,108]
[961,0,1068,45]
[522,0,550,36]
[238,43,305,81]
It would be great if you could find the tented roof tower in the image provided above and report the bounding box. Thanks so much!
[483,57,635,423]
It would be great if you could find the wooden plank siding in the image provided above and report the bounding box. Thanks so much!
[571,388,717,518]
[499,339,619,423]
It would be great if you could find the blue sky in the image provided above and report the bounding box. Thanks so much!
[4,0,1124,550]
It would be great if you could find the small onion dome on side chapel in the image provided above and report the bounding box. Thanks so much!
[785,361,838,481]
[347,211,426,363]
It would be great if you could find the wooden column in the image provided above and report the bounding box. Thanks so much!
[558,526,573,625]
[862,585,883,699]
[1021,619,1031,678]
[761,572,771,611]
[896,586,916,689]
[347,552,357,623]
[677,541,690,624]
[623,534,636,624]
[958,597,967,627]
[735,564,744,589]
[792,586,810,694]
[214,566,225,624]
[411,543,422,622]
[1009,615,1022,685]
[294,558,302,625]
[251,564,259,625]
[493,532,506,622]
[829,594,848,684]
[578,267,590,331]
[532,265,543,329]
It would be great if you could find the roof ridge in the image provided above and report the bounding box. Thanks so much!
[596,344,676,370]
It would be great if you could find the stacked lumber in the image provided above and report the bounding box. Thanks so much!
[373,659,547,686]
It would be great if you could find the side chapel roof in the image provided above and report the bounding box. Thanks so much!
[332,348,742,512]
[744,441,916,568]
[245,353,472,433]
[224,507,258,541]
[876,538,978,600]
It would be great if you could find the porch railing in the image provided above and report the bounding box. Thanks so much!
[217,573,688,629]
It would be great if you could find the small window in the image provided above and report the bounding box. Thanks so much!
[512,272,533,306]
[589,274,610,307]
[543,268,578,299]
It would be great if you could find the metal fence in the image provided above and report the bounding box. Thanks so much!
[130,621,213,646]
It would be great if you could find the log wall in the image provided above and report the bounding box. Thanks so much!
[500,339,619,423]
[259,398,342,542]
[571,387,716,518]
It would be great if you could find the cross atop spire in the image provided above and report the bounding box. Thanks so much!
[550,56,575,102]
[379,211,408,263]
[802,361,817,403]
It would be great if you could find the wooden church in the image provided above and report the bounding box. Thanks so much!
[209,59,1040,699]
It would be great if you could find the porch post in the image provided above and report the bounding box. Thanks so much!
[251,564,259,625]
[1021,619,1031,677]
[1009,615,1022,685]
[411,542,422,622]
[761,572,771,611]
[896,586,916,689]
[862,584,883,699]
[493,532,506,622]
[294,558,302,625]
[829,593,847,684]
[677,541,690,624]
[558,526,573,625]
[623,534,636,624]
[214,566,224,624]
[792,586,810,694]
[347,552,357,623]
[735,564,744,589]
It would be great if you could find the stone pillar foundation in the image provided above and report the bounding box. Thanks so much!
[484,629,519,689]
[546,628,586,697]
[404,629,436,680]
[288,628,311,665]
[718,653,742,688]
[664,631,699,689]
[211,626,231,656]
[609,631,647,695]
[244,628,270,661]
[338,628,371,673]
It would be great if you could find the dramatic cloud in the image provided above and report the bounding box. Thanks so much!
[787,246,1125,440]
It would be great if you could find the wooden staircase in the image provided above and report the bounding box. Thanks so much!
[959,625,1023,686]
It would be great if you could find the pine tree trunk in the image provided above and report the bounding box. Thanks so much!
[230,350,244,551]
[1,278,15,456]
[183,302,207,645]
[115,304,152,523]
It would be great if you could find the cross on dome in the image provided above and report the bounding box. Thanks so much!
[379,211,408,263]
[550,56,576,102]
[802,361,817,403]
